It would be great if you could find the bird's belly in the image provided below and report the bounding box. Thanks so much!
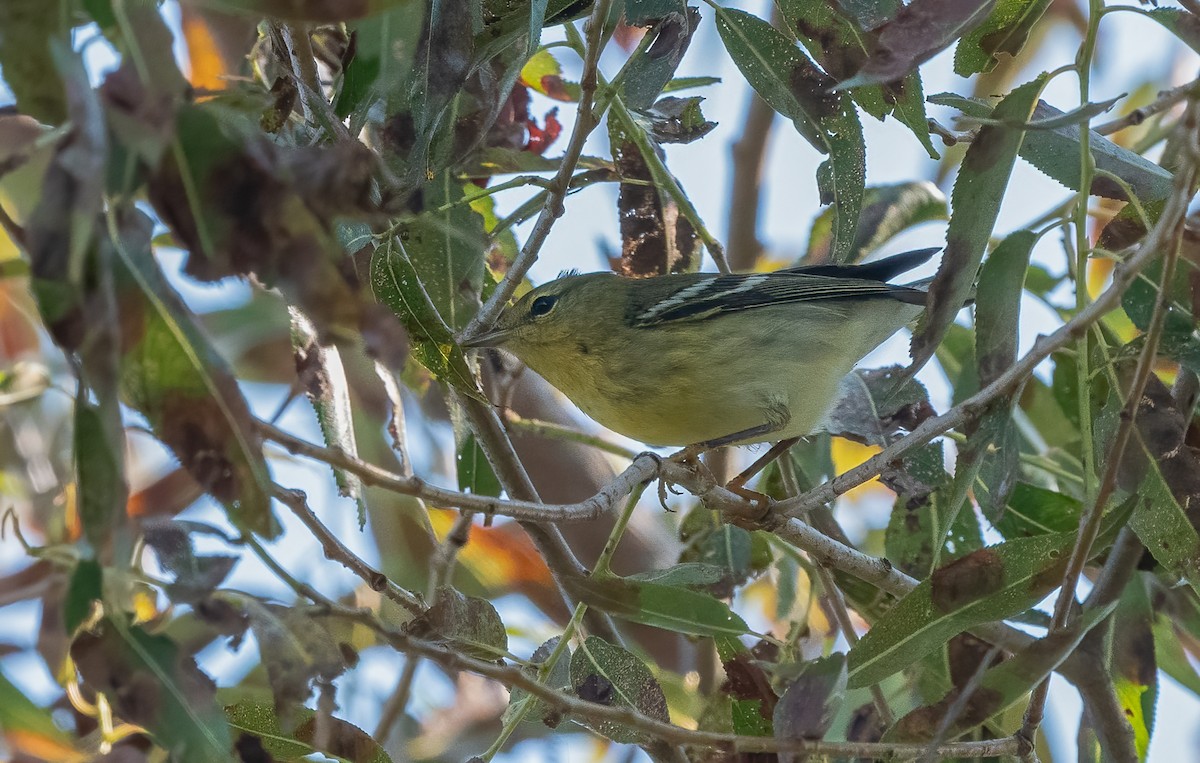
[568,365,840,447]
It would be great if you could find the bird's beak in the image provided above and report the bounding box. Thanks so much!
[461,327,513,349]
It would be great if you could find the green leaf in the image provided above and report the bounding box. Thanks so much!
[565,575,749,638]
[713,7,865,262]
[773,653,847,742]
[932,95,1176,202]
[1145,8,1200,56]
[622,6,702,111]
[0,0,69,123]
[335,4,425,120]
[74,402,127,552]
[71,616,232,762]
[506,637,573,728]
[292,312,363,506]
[994,482,1082,539]
[64,559,103,636]
[0,668,73,745]
[805,181,948,264]
[627,562,733,590]
[954,0,1053,75]
[408,174,488,328]
[776,0,936,156]
[848,501,1131,688]
[909,74,1045,375]
[570,636,670,744]
[115,211,278,537]
[662,75,721,93]
[836,0,997,88]
[888,601,1115,741]
[370,235,482,396]
[457,432,502,497]
[883,443,945,575]
[1153,607,1200,698]
[1126,385,1200,597]
[975,230,1035,387]
[404,586,509,660]
[1111,574,1157,760]
[225,700,393,762]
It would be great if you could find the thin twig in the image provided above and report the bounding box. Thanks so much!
[457,393,623,644]
[502,410,641,459]
[374,510,474,744]
[259,418,659,522]
[270,484,425,615]
[777,455,892,724]
[278,24,322,125]
[462,0,615,340]
[1094,77,1200,135]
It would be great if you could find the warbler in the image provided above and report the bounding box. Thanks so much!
[465,248,939,448]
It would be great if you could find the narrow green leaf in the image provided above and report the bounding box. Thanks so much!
[1145,8,1200,56]
[292,311,363,505]
[565,575,749,638]
[335,5,425,119]
[1111,574,1157,760]
[0,668,73,744]
[0,0,69,122]
[954,0,1053,75]
[622,6,702,111]
[888,601,1115,741]
[64,559,103,636]
[713,7,865,262]
[72,616,232,763]
[994,483,1082,539]
[848,501,1130,688]
[457,432,502,497]
[909,74,1045,375]
[74,402,127,552]
[570,636,670,744]
[975,231,1035,387]
[932,95,1175,202]
[777,0,936,156]
[370,235,482,396]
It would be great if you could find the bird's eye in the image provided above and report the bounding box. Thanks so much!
[529,295,558,318]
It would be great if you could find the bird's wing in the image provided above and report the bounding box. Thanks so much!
[630,272,926,327]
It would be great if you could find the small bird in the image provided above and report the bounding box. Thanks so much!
[465,248,938,449]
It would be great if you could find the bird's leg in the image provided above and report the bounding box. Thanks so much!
[726,437,801,494]
[693,404,793,511]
